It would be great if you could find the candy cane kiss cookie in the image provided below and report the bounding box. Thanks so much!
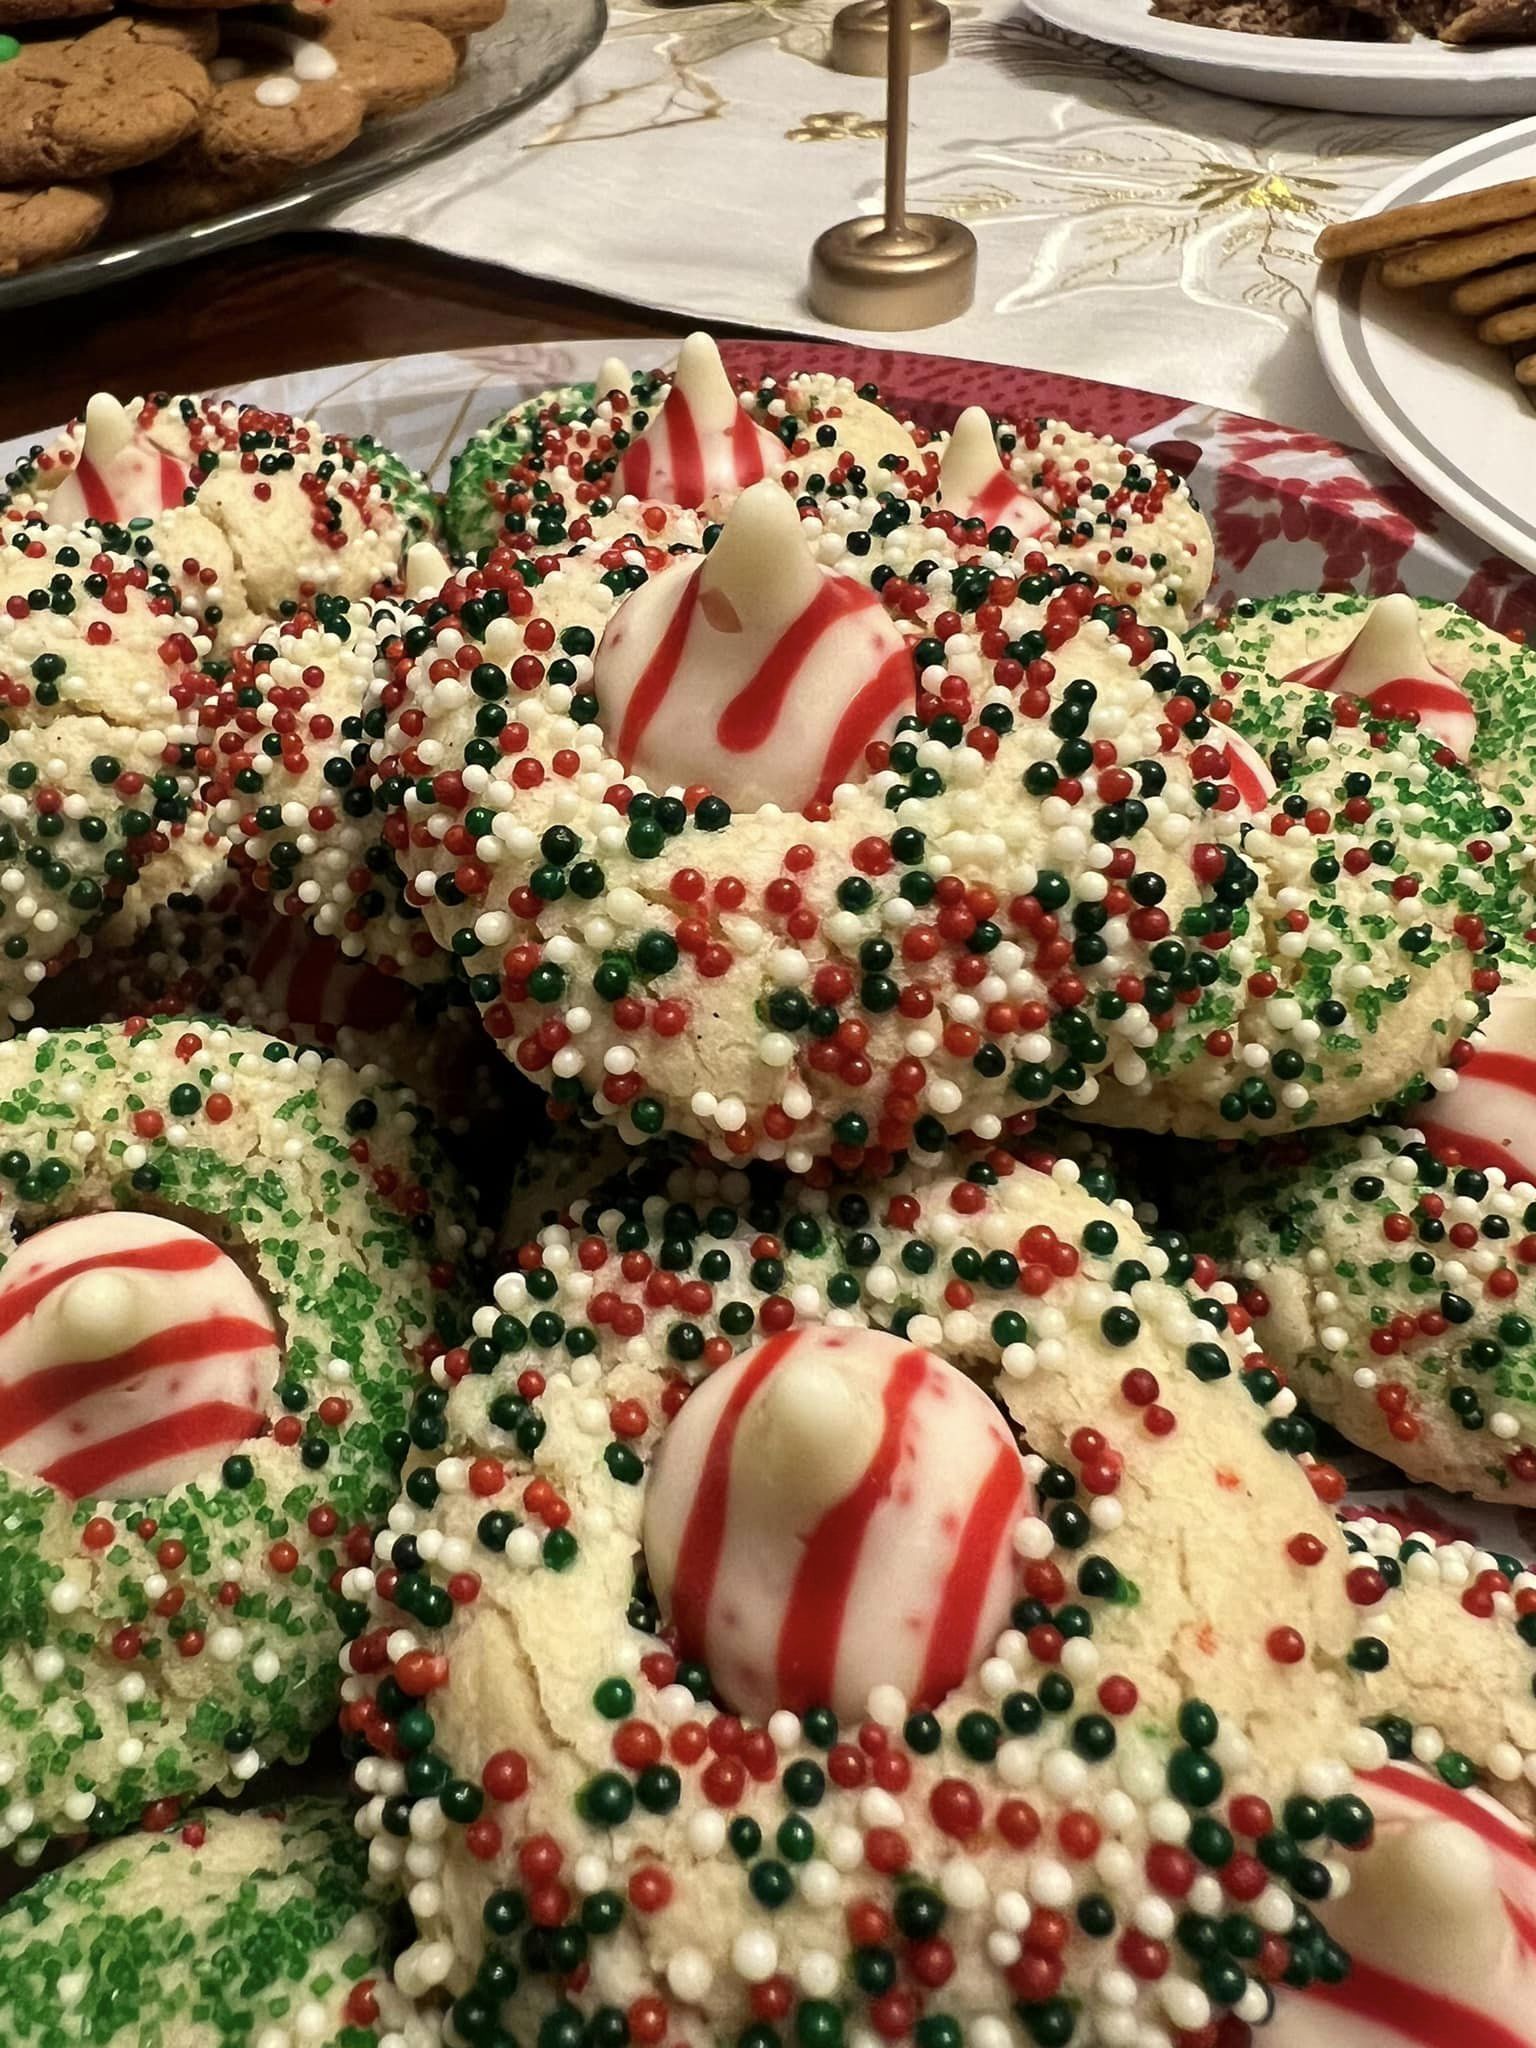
[3,391,435,646]
[0,1016,473,1849]
[0,1797,437,2048]
[1081,648,1519,1138]
[352,1154,1388,2047]
[374,475,1290,1164]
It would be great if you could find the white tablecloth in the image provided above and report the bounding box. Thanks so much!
[331,0,1478,437]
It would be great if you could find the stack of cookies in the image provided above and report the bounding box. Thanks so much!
[0,0,506,279]
[1318,174,1536,389]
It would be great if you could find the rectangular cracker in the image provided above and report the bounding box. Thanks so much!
[1316,177,1536,262]
[1380,215,1536,286]
[1451,260,1536,314]
[1477,302,1536,344]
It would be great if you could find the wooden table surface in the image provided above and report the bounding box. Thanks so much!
[0,232,772,443]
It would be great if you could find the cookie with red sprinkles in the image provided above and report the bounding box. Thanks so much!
[346,1149,1391,2047]
[1335,1517,1536,1820]
[1198,1124,1536,1504]
[0,515,210,1024]
[371,471,1283,1166]
[2,391,435,648]
[443,336,1213,630]
[0,1016,474,1851]
[1083,664,1520,1138]
[0,1796,438,2048]
[196,593,452,984]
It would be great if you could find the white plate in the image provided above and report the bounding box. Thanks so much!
[1314,116,1536,574]
[1022,0,1536,113]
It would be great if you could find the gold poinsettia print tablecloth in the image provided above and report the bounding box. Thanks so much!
[331,0,1478,436]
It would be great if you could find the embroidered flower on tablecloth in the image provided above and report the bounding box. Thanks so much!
[892,18,1474,327]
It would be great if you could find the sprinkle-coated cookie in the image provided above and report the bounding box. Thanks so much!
[1083,667,1519,1138]
[0,1016,473,1849]
[1196,1124,1536,1503]
[0,1797,436,2047]
[349,1150,1384,2047]
[0,517,209,1022]
[1336,1517,1536,1818]
[3,392,434,645]
[196,593,450,982]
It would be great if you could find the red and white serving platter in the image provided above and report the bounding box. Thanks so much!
[9,334,1536,1565]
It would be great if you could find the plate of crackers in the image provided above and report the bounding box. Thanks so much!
[1316,120,1536,574]
[0,0,604,304]
[1024,0,1536,114]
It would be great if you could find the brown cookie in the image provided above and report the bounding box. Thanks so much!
[159,55,363,179]
[0,16,211,182]
[290,0,503,41]
[109,159,285,235]
[0,179,107,275]
[0,0,108,24]
[279,0,458,114]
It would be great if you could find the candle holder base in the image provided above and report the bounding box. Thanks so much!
[829,0,950,74]
[807,212,976,330]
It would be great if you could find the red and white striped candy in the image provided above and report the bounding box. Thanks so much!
[1214,720,1278,815]
[241,913,415,1042]
[593,477,913,813]
[937,406,1053,541]
[614,332,784,509]
[44,394,188,529]
[1285,595,1479,761]
[0,1212,277,1500]
[1410,966,1536,1190]
[643,1324,1028,1721]
[1267,1761,1536,2048]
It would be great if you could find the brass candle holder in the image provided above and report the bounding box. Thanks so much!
[807,0,976,331]
[829,0,950,75]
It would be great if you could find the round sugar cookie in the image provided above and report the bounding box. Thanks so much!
[348,1152,1384,2047]
[0,1797,436,2047]
[0,1016,473,1850]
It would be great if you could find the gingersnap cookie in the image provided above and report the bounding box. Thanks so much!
[0,1798,436,2047]
[0,180,108,277]
[4,391,434,642]
[1335,1517,1536,1818]
[349,1151,1384,2045]
[0,1016,473,1850]
[0,517,213,1023]
[1264,1758,1536,2045]
[1197,1123,1536,1503]
[0,16,211,184]
[0,0,107,23]
[279,0,459,115]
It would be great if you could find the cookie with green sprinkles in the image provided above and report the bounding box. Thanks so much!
[0,1796,437,2047]
[1196,1122,1536,1503]
[372,464,1285,1167]
[1185,587,1536,860]
[196,594,451,984]
[1334,1516,1536,1820]
[1083,665,1519,1139]
[2,391,434,650]
[443,356,667,558]
[346,1147,1392,2047]
[0,1016,475,1851]
[0,516,212,1024]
